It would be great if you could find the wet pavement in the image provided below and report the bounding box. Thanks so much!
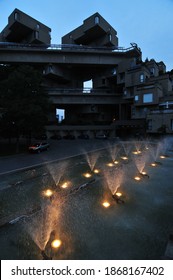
[0,139,173,260]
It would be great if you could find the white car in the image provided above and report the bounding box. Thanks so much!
[28,142,50,153]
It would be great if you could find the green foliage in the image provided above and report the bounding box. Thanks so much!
[0,65,50,139]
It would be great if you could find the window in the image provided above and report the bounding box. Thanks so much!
[56,109,65,123]
[14,12,19,20]
[143,93,153,103]
[124,90,127,96]
[108,33,112,41]
[150,67,155,76]
[140,73,144,83]
[36,24,40,30]
[94,16,100,24]
[48,65,53,72]
[135,95,139,102]
[112,68,116,75]
[35,31,39,39]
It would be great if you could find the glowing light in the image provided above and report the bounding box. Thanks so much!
[121,156,128,160]
[43,189,53,197]
[93,169,100,174]
[133,150,142,155]
[141,171,147,175]
[102,201,110,208]
[61,181,69,189]
[160,155,166,159]
[115,192,122,197]
[134,176,141,181]
[114,160,119,165]
[83,172,92,178]
[107,163,114,167]
[151,163,156,167]
[51,239,62,249]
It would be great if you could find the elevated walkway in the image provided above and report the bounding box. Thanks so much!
[0,43,141,65]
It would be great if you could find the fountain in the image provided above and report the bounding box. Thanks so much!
[1,138,173,260]
[83,150,100,172]
[132,147,150,178]
[104,165,124,197]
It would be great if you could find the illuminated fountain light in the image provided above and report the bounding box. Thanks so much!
[132,150,142,155]
[51,239,62,249]
[93,168,100,174]
[106,162,114,167]
[134,176,141,181]
[140,171,149,178]
[83,172,92,178]
[102,201,111,208]
[114,160,119,165]
[43,189,54,197]
[160,155,166,159]
[112,191,125,204]
[60,181,71,189]
[150,162,157,167]
[121,156,128,160]
[115,192,122,197]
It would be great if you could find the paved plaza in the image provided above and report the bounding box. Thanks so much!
[0,139,173,260]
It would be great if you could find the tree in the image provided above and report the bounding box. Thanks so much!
[0,65,50,151]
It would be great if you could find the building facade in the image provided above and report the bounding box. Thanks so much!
[0,9,173,138]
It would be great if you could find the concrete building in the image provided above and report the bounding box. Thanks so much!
[0,9,173,138]
[0,8,51,44]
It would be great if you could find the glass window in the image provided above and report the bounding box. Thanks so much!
[35,31,39,39]
[94,16,100,24]
[140,73,144,83]
[36,24,40,30]
[14,12,19,20]
[150,67,155,75]
[135,95,139,102]
[112,68,116,75]
[143,93,153,103]
[109,34,112,41]
[124,90,127,96]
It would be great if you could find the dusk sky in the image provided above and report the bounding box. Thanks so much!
[0,0,173,70]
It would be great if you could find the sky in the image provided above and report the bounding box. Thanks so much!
[0,0,173,70]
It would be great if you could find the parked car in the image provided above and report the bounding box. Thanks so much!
[28,142,50,153]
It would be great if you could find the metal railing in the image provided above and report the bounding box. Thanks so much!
[44,87,122,95]
[0,42,140,53]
